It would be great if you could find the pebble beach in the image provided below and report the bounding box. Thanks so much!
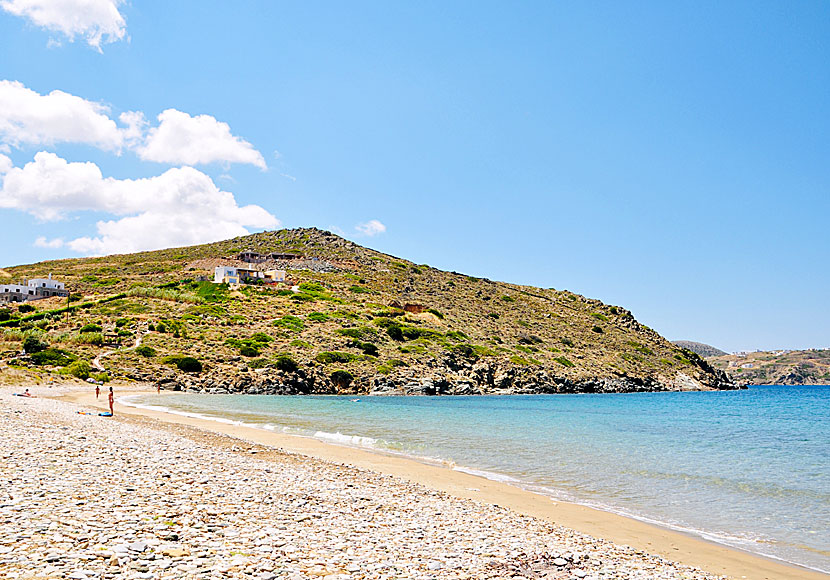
[0,387,811,580]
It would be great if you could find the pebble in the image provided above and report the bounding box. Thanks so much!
[0,389,729,580]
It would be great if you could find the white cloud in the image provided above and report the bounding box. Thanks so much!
[0,152,279,254]
[34,236,64,248]
[0,153,12,174]
[0,80,123,151]
[355,219,386,237]
[136,109,267,169]
[1,0,127,50]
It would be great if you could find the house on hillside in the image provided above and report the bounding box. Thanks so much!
[264,269,287,283]
[237,251,265,263]
[214,266,240,285]
[214,265,265,285]
[0,274,68,303]
[268,252,303,261]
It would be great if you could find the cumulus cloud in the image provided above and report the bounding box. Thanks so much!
[0,80,123,151]
[355,219,386,237]
[34,236,64,248]
[0,153,12,174]
[0,152,279,254]
[136,109,267,169]
[1,0,127,50]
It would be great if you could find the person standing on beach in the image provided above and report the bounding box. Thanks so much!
[108,386,114,416]
[96,384,100,399]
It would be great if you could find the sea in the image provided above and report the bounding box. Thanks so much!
[124,385,830,573]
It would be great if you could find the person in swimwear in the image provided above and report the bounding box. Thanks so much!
[108,386,114,416]
[96,384,100,399]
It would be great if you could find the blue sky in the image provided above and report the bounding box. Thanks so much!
[0,1,827,352]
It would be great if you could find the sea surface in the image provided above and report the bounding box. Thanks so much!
[125,385,830,573]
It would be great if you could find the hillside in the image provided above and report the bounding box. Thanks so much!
[672,341,727,358]
[708,349,830,386]
[0,228,734,395]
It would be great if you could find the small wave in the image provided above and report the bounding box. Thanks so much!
[313,430,378,448]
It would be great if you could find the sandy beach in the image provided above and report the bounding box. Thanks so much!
[1,384,824,580]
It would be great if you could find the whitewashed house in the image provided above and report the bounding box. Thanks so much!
[0,274,68,303]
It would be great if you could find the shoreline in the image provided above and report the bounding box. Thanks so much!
[58,385,826,580]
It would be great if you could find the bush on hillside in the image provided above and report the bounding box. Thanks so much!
[67,360,91,380]
[135,345,156,357]
[161,355,203,373]
[315,351,356,364]
[18,304,35,313]
[22,334,48,354]
[275,354,299,373]
[30,348,77,367]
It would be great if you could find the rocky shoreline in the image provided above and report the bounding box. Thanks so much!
[147,358,737,396]
[1,388,728,580]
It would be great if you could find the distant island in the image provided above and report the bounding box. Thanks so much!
[0,228,734,395]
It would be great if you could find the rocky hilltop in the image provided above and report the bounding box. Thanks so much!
[0,228,735,395]
[708,349,830,386]
[672,341,727,358]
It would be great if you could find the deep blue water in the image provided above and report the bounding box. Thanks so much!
[126,385,830,572]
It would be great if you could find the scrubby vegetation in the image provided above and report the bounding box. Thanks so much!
[0,227,731,393]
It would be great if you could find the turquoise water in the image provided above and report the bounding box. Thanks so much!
[126,385,830,573]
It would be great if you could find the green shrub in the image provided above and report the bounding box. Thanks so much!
[275,355,299,373]
[135,345,156,357]
[79,323,102,333]
[274,315,304,332]
[68,293,83,303]
[67,360,91,380]
[0,310,11,322]
[116,329,132,337]
[501,295,515,303]
[155,322,167,333]
[18,304,35,313]
[348,285,370,294]
[22,334,48,354]
[591,312,608,322]
[591,325,604,333]
[386,325,404,341]
[290,339,312,349]
[487,312,500,319]
[445,330,468,342]
[426,308,444,319]
[250,332,273,343]
[299,282,326,293]
[240,345,260,357]
[161,355,202,373]
[554,356,575,367]
[561,337,574,347]
[115,318,131,328]
[91,372,110,383]
[330,370,354,388]
[348,341,378,356]
[307,311,329,322]
[316,351,356,364]
[30,348,77,367]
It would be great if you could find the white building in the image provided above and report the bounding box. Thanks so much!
[0,274,68,302]
[214,266,240,285]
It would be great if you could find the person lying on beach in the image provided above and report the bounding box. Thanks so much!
[21,389,32,397]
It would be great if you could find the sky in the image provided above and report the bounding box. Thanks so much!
[0,1,827,353]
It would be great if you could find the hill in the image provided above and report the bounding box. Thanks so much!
[0,228,734,395]
[672,341,727,358]
[708,349,830,386]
